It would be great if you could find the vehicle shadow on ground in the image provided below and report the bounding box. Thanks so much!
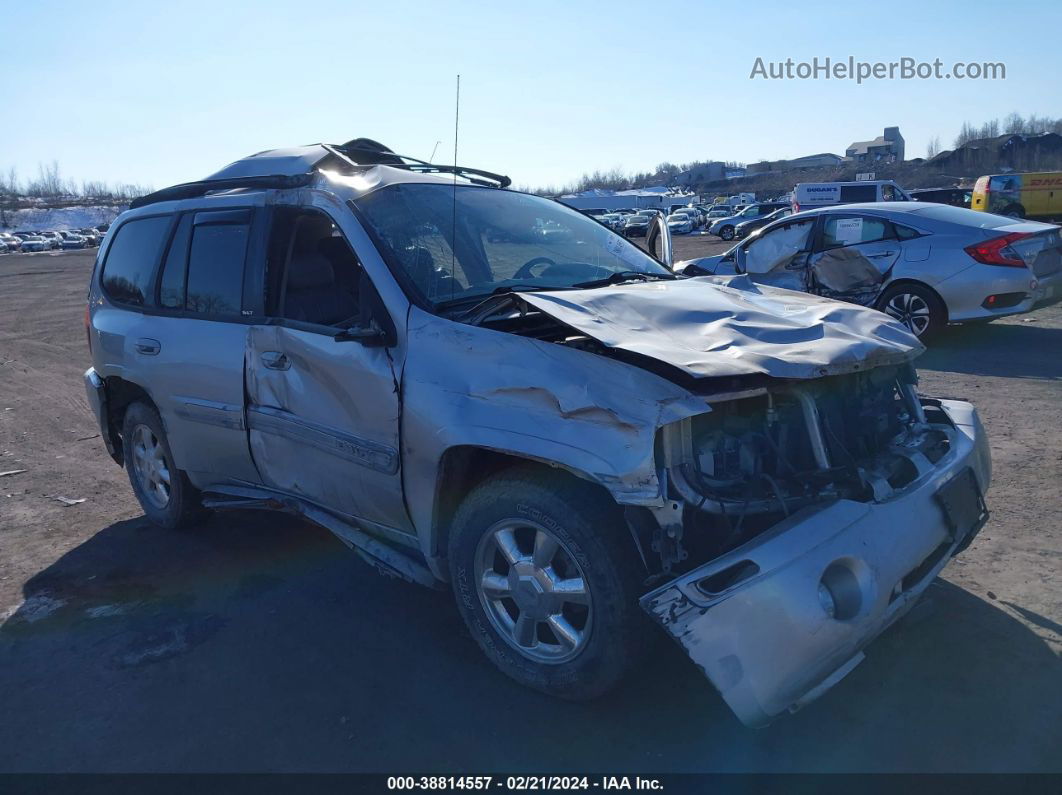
[1,512,1059,772]
[919,321,1062,380]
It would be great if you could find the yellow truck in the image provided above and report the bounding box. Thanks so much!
[971,171,1062,220]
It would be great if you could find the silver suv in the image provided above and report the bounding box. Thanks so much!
[84,138,992,727]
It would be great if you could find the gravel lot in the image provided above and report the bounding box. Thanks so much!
[0,246,1059,772]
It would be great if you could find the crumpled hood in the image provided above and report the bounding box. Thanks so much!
[518,275,924,380]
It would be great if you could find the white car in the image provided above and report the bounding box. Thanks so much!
[42,232,64,250]
[666,213,693,234]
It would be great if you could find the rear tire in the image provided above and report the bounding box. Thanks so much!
[877,283,946,339]
[448,466,648,700]
[122,402,205,529]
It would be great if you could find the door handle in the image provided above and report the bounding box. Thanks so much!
[260,351,291,371]
[134,338,161,355]
[868,251,897,258]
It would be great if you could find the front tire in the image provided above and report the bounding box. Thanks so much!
[449,467,647,700]
[877,283,946,339]
[718,225,735,241]
[122,402,205,529]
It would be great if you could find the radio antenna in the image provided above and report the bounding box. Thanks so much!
[450,74,460,300]
[428,140,442,163]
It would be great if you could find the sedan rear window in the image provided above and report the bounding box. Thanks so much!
[907,204,1019,229]
[100,216,172,306]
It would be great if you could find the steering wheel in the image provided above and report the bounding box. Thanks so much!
[514,256,556,280]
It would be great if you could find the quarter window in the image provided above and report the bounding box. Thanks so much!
[100,216,172,306]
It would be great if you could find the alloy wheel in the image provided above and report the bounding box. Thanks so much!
[474,519,593,664]
[884,292,932,336]
[130,424,172,509]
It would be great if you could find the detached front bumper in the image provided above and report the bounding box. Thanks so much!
[641,399,991,727]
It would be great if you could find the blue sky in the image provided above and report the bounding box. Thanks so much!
[1,0,1057,191]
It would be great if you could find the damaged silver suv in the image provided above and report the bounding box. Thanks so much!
[84,139,991,727]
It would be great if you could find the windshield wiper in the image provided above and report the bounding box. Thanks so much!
[436,283,561,311]
[571,270,675,289]
[446,284,577,324]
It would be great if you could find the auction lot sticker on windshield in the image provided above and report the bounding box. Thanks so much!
[834,218,864,245]
[607,232,648,267]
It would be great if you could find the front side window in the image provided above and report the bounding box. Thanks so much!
[264,208,363,328]
[743,220,814,273]
[100,215,172,306]
[354,184,670,308]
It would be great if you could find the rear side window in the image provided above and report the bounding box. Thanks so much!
[838,185,877,203]
[822,216,891,249]
[100,216,171,306]
[908,204,1017,229]
[159,214,192,309]
[185,212,251,316]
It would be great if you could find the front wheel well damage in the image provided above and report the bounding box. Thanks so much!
[429,446,653,574]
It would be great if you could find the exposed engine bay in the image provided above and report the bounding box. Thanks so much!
[652,364,952,576]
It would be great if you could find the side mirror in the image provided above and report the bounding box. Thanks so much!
[334,271,397,347]
[334,318,390,345]
[645,213,673,267]
[732,245,747,274]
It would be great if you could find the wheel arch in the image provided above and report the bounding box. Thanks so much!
[428,445,649,574]
[878,278,950,325]
[101,376,161,461]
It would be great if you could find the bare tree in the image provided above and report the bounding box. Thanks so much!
[1003,112,1026,134]
[926,136,942,159]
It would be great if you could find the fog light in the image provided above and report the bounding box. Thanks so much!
[819,562,864,621]
[818,582,836,619]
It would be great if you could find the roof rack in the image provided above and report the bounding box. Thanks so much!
[129,173,315,210]
[329,138,512,188]
[129,137,511,211]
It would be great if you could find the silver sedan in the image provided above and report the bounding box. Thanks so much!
[682,202,1062,337]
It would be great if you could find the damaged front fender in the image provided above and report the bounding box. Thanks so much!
[399,308,711,559]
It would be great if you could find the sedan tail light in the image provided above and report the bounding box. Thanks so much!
[964,232,1032,268]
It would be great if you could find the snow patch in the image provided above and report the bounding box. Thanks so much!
[3,205,125,232]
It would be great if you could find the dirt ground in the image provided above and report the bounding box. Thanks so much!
[0,245,1059,773]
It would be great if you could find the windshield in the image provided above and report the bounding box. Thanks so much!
[354,184,671,307]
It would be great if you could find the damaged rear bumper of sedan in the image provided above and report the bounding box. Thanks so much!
[641,398,990,727]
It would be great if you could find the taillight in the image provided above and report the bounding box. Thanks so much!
[84,304,92,353]
[964,232,1031,268]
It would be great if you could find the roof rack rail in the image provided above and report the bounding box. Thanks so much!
[129,173,315,210]
[330,139,512,189]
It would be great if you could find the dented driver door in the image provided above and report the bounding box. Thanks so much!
[244,323,413,535]
[807,214,900,304]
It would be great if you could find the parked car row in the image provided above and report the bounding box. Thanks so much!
[0,226,107,253]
